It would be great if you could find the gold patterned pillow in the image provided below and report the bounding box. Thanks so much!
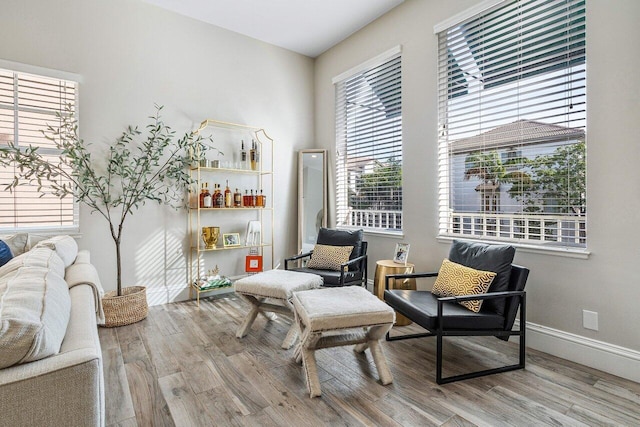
[432,259,497,313]
[306,244,353,271]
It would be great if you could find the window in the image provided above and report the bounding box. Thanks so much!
[334,48,402,232]
[437,0,586,248]
[0,66,79,232]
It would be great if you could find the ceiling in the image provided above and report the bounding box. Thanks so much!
[141,0,405,58]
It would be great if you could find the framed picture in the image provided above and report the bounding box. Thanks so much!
[245,255,263,273]
[393,243,410,264]
[222,233,241,247]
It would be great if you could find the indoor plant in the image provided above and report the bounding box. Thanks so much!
[0,105,210,326]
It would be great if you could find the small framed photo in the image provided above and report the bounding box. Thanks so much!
[245,255,263,273]
[222,233,241,247]
[393,243,410,264]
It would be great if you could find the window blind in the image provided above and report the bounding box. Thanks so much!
[0,68,79,231]
[335,53,403,231]
[437,0,586,248]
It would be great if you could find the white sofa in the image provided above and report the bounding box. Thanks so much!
[0,236,105,427]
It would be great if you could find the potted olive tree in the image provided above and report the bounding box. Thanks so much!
[0,105,210,326]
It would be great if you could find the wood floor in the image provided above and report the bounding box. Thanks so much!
[100,293,640,426]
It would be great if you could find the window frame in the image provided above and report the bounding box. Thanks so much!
[0,60,81,233]
[333,46,404,234]
[435,0,587,255]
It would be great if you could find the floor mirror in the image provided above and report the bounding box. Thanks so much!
[298,149,327,253]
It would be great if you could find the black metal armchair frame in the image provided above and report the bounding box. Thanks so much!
[284,241,368,287]
[384,266,527,385]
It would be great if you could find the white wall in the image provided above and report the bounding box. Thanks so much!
[315,0,640,377]
[0,0,314,303]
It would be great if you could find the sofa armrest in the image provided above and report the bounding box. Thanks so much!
[0,283,104,426]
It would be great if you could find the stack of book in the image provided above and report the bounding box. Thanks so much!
[195,276,232,290]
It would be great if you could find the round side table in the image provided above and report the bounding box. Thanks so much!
[373,259,416,326]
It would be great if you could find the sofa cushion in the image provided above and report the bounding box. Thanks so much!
[0,233,29,257]
[432,259,496,313]
[448,240,515,315]
[34,235,78,268]
[0,248,71,369]
[0,241,13,267]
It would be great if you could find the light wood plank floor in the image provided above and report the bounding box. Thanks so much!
[100,293,640,426]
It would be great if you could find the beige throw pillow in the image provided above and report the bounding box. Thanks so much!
[306,244,353,271]
[432,259,496,313]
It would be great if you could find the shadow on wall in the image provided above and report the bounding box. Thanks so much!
[135,225,188,306]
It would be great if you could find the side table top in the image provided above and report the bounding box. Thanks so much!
[376,259,415,269]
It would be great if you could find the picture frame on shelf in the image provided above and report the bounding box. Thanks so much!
[245,255,263,273]
[393,243,410,264]
[223,233,241,247]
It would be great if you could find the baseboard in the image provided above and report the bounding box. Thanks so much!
[515,320,640,383]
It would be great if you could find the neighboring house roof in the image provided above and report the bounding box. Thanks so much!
[450,119,585,154]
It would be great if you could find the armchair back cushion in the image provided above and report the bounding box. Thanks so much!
[448,240,515,316]
[317,228,364,271]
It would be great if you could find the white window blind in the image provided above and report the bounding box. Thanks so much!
[335,53,403,231]
[437,0,586,248]
[0,68,79,232]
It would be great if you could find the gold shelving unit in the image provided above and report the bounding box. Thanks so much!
[188,119,274,302]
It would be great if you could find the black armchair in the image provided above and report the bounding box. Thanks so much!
[284,228,368,287]
[383,240,529,384]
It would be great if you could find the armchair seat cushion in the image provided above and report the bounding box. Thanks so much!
[287,267,363,287]
[384,289,504,330]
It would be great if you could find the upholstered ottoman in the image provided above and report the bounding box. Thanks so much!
[235,269,322,349]
[292,286,395,397]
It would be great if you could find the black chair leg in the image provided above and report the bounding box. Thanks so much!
[436,294,527,385]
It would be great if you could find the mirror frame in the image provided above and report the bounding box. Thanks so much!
[298,149,328,253]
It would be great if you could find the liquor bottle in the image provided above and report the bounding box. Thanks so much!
[243,190,250,207]
[250,140,257,171]
[224,180,232,208]
[214,184,224,208]
[203,183,212,208]
[257,189,266,207]
[240,140,247,170]
[255,141,260,169]
[251,189,257,207]
[198,183,206,208]
[234,188,242,207]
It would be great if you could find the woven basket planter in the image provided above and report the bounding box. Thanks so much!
[102,286,148,327]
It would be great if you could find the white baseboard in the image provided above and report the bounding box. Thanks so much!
[515,320,640,383]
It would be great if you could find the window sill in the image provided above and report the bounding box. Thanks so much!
[436,235,590,259]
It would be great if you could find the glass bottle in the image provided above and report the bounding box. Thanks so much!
[203,183,212,208]
[250,140,257,171]
[257,189,266,207]
[240,140,247,170]
[198,183,206,208]
[243,190,250,207]
[224,180,232,208]
[251,189,257,207]
[214,184,224,208]
[234,188,242,207]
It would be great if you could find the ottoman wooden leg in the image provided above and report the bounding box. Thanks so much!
[369,339,393,385]
[367,324,394,385]
[236,295,263,339]
[301,333,322,398]
[282,322,299,350]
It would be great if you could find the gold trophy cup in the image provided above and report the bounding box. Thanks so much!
[202,226,220,249]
